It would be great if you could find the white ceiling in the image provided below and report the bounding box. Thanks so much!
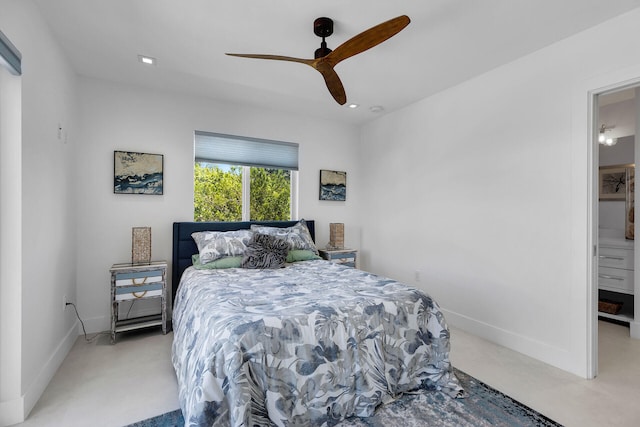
[33,0,640,125]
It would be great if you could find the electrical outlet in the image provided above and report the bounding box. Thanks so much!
[414,270,421,282]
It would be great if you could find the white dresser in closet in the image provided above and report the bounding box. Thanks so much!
[598,233,634,322]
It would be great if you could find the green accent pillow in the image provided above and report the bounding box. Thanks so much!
[286,249,322,263]
[192,254,243,270]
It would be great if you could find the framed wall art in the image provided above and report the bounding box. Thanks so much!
[114,151,164,195]
[319,170,346,201]
[599,164,633,201]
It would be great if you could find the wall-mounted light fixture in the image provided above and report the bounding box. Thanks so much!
[599,124,617,146]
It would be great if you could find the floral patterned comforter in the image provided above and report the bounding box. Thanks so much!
[172,260,462,427]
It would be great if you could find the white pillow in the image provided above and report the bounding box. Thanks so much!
[191,229,253,264]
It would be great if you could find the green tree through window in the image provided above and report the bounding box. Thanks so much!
[194,163,291,221]
[250,167,290,221]
[194,163,242,221]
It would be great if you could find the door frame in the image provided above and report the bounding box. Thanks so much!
[583,71,640,379]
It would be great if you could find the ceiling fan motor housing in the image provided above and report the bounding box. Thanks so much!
[314,17,334,58]
[314,17,333,37]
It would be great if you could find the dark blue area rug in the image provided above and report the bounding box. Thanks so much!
[124,368,561,427]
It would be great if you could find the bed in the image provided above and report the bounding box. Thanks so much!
[171,220,462,426]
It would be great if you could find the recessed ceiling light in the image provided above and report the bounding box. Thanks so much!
[138,55,156,66]
[348,103,359,109]
[369,105,384,113]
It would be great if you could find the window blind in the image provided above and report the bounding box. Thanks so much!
[194,131,299,171]
[0,29,21,75]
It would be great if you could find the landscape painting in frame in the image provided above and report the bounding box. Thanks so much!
[319,169,346,201]
[114,151,164,195]
[599,164,632,201]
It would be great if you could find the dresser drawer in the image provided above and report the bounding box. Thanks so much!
[115,270,164,287]
[115,282,164,301]
[599,267,634,294]
[598,247,633,270]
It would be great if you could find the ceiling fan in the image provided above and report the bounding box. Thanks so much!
[226,15,411,105]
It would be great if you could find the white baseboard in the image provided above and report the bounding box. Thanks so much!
[0,396,24,427]
[630,320,640,339]
[22,319,79,419]
[442,308,578,377]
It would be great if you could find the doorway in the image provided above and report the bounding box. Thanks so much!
[592,84,640,377]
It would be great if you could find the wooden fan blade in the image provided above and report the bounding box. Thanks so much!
[225,53,314,66]
[326,15,410,66]
[227,52,346,104]
[316,64,346,105]
[226,15,409,105]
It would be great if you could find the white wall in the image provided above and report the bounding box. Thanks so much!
[0,0,79,423]
[600,135,635,166]
[76,77,361,332]
[0,48,23,427]
[600,98,636,140]
[359,8,640,377]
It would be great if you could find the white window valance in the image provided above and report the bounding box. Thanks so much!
[194,131,299,171]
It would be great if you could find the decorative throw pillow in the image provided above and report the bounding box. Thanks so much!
[286,249,322,263]
[192,254,243,270]
[191,229,253,264]
[250,219,318,255]
[241,233,290,269]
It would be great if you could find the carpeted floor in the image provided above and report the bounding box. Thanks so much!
[125,368,561,427]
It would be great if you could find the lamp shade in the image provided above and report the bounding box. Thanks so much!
[132,227,151,264]
[328,223,344,249]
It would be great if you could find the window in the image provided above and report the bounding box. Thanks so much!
[194,131,299,221]
[0,29,21,75]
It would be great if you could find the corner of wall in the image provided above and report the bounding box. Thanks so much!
[0,397,24,427]
[22,320,78,420]
[443,309,582,378]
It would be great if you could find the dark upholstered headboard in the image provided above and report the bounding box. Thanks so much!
[171,220,315,303]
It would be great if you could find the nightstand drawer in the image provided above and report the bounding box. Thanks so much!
[599,267,634,294]
[115,282,164,301]
[599,247,633,270]
[330,256,355,267]
[114,270,164,286]
[318,249,357,268]
[110,261,169,343]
